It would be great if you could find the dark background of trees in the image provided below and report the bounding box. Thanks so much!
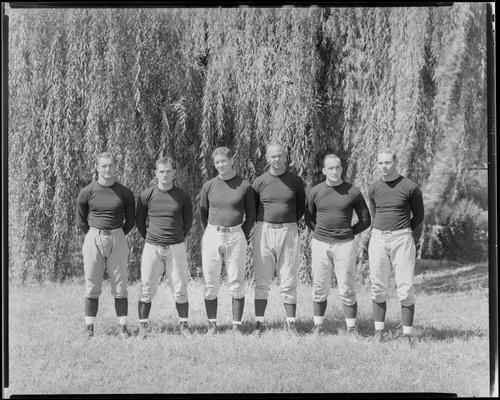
[7,4,488,283]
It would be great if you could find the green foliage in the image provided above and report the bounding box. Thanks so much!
[7,5,488,283]
[422,199,488,263]
[423,4,487,214]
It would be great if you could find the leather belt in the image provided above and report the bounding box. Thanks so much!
[372,228,412,236]
[269,223,284,229]
[89,227,118,235]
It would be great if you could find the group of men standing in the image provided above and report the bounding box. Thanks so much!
[76,143,424,343]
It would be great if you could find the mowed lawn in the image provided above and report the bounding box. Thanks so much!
[5,261,490,396]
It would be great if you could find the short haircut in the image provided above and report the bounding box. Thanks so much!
[96,151,116,166]
[323,153,342,167]
[378,147,397,162]
[212,147,233,159]
[155,157,175,169]
[266,142,285,156]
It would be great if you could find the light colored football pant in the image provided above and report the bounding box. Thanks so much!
[139,241,189,304]
[311,237,357,305]
[83,227,128,298]
[368,228,416,306]
[253,221,299,304]
[202,224,247,300]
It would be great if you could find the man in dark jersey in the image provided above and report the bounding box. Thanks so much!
[368,148,424,343]
[200,147,256,334]
[76,152,135,338]
[305,154,371,335]
[252,142,306,335]
[136,157,193,337]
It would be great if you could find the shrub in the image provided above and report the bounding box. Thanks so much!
[422,199,488,263]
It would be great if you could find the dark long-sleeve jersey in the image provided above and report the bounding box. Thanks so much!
[136,185,193,245]
[368,175,424,237]
[252,170,306,224]
[200,175,256,239]
[305,181,371,242]
[76,181,135,235]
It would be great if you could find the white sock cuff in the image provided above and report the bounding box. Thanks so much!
[374,321,385,331]
[232,320,242,325]
[256,316,265,323]
[403,325,413,335]
[345,318,356,328]
[286,317,296,323]
[179,318,188,323]
[313,316,324,325]
[84,316,96,325]
[208,319,217,323]
[139,319,149,323]
[118,316,128,325]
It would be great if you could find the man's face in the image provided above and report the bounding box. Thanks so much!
[155,162,175,186]
[377,152,397,177]
[97,157,117,181]
[323,157,342,183]
[213,154,234,176]
[266,146,286,170]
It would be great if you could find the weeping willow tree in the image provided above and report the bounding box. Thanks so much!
[191,8,324,282]
[7,4,488,283]
[424,4,488,211]
[316,7,449,277]
[417,5,488,262]
[8,8,206,282]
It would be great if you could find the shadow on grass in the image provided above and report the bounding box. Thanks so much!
[417,326,487,341]
[97,320,343,337]
[355,319,486,341]
[414,263,488,294]
[98,319,485,342]
[414,259,463,274]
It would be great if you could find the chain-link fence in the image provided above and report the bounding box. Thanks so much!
[419,167,488,265]
[420,223,488,264]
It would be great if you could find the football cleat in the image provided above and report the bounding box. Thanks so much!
[251,321,266,336]
[118,324,131,339]
[285,321,299,336]
[403,334,415,347]
[138,322,149,338]
[311,324,324,336]
[179,321,190,336]
[374,330,385,343]
[84,324,94,338]
[206,321,217,336]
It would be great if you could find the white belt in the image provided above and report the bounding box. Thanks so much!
[89,227,122,234]
[208,223,242,233]
[372,228,412,236]
[260,221,296,229]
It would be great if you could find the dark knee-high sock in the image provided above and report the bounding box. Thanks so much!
[401,304,415,326]
[255,299,267,318]
[138,301,152,320]
[313,300,327,325]
[343,302,357,319]
[373,301,386,330]
[205,298,217,320]
[284,303,296,319]
[176,302,189,319]
[85,297,98,317]
[232,297,245,322]
[115,297,128,317]
[313,300,327,317]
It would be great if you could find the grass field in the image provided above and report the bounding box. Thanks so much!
[4,260,491,396]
